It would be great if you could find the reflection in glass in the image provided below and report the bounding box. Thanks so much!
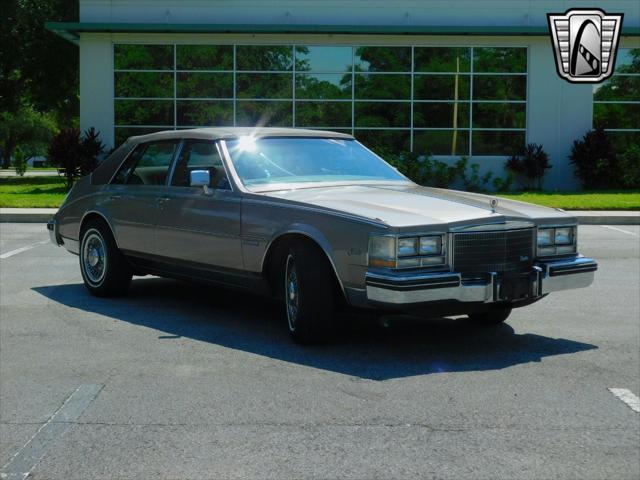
[594,103,640,130]
[115,127,165,147]
[413,130,470,155]
[414,47,471,72]
[354,74,410,100]
[236,73,292,99]
[354,47,412,72]
[473,47,527,73]
[472,130,525,155]
[355,102,410,128]
[614,48,640,74]
[115,72,173,98]
[114,44,173,70]
[295,102,352,127]
[295,73,352,99]
[177,72,233,98]
[355,130,411,152]
[413,103,470,128]
[607,131,640,151]
[414,74,470,100]
[473,103,526,129]
[295,46,352,72]
[115,100,174,126]
[236,101,293,127]
[236,45,293,71]
[473,75,526,100]
[593,76,640,101]
[176,45,233,70]
[177,100,233,126]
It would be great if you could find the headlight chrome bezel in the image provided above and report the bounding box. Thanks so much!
[536,226,577,257]
[369,233,447,269]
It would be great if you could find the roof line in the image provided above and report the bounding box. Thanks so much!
[42,21,637,44]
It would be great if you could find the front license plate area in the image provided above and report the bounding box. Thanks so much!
[498,273,532,301]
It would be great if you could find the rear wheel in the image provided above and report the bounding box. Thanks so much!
[467,304,512,325]
[284,241,335,343]
[79,220,132,297]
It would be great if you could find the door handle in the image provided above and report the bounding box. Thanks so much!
[109,195,121,201]
[156,197,170,203]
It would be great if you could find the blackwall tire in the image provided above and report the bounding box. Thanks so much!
[284,241,336,344]
[79,220,132,297]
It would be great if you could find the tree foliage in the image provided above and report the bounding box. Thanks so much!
[0,105,57,168]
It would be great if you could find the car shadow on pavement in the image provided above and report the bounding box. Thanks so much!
[33,277,598,381]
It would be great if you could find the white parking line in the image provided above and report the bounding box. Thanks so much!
[600,225,639,237]
[608,388,640,413]
[0,241,48,260]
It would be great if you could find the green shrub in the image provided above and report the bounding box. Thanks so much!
[13,148,28,177]
[458,157,494,192]
[569,128,617,189]
[382,151,463,188]
[506,143,551,190]
[618,144,640,188]
[48,127,104,189]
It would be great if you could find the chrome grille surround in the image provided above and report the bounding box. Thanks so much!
[452,228,535,279]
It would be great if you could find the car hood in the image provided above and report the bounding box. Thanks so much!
[261,183,574,228]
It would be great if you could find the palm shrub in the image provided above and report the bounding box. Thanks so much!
[569,128,617,189]
[48,127,104,189]
[506,143,552,190]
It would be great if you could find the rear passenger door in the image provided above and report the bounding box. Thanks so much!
[155,139,243,273]
[105,140,179,255]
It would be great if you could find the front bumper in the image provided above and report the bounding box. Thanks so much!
[365,256,597,305]
[47,218,62,246]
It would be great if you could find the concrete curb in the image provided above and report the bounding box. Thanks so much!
[1,208,639,225]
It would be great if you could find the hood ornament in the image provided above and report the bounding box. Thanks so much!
[490,198,499,213]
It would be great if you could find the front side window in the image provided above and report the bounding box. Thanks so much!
[225,137,406,189]
[112,141,178,185]
[170,140,230,190]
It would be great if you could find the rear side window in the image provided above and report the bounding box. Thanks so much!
[170,140,230,190]
[112,141,178,185]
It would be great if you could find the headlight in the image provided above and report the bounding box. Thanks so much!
[420,236,442,255]
[537,228,553,246]
[397,237,418,257]
[537,226,577,256]
[369,234,446,269]
[554,227,573,245]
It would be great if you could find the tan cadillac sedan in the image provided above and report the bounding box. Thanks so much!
[48,128,597,343]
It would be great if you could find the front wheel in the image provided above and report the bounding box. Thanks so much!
[284,242,335,344]
[467,305,512,325]
[79,220,132,297]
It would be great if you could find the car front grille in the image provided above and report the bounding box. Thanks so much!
[453,228,535,278]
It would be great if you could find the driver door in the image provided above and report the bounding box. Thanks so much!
[154,139,243,274]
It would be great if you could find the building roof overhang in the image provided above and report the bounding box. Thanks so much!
[44,21,640,45]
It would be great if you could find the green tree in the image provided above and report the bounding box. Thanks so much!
[0,0,78,167]
[0,105,57,169]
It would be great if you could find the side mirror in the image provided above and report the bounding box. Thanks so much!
[190,170,212,195]
[190,170,210,187]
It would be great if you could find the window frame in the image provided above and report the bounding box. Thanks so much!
[110,139,180,186]
[113,43,528,157]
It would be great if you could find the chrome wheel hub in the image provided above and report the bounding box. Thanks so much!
[285,255,299,331]
[82,231,106,285]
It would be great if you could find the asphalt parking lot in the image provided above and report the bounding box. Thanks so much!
[0,223,638,479]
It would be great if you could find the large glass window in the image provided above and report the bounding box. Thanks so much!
[114,44,527,156]
[593,48,640,151]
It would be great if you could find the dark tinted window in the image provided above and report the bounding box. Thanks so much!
[170,141,230,189]
[112,141,178,185]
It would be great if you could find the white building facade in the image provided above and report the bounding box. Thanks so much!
[48,0,640,189]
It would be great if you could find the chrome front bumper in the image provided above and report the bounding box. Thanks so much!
[365,256,597,305]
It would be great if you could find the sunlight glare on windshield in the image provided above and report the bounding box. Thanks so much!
[237,135,257,152]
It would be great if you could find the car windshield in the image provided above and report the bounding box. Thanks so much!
[224,137,406,189]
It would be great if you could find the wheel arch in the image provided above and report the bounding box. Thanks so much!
[79,211,119,248]
[262,228,346,302]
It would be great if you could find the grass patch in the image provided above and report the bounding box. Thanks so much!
[496,190,640,210]
[0,176,68,208]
